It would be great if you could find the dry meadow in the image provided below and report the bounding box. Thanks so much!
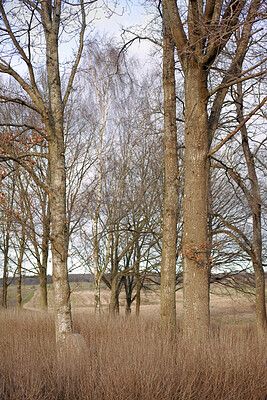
[0,285,266,399]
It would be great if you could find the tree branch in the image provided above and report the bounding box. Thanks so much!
[162,0,188,67]
[63,0,86,109]
[208,96,267,156]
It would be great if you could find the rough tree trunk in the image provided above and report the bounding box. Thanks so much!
[49,140,72,342]
[135,268,141,317]
[124,276,134,315]
[253,260,267,337]
[2,261,8,309]
[39,265,48,310]
[16,233,25,309]
[125,296,131,315]
[45,25,73,342]
[2,230,10,309]
[182,64,210,340]
[109,275,119,315]
[160,12,179,338]
[16,264,22,310]
[40,193,50,310]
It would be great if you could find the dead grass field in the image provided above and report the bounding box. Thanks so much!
[0,283,266,399]
[0,309,266,400]
[20,282,257,326]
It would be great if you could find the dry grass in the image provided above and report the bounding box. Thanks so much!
[0,310,266,400]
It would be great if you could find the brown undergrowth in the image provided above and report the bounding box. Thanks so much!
[0,310,266,400]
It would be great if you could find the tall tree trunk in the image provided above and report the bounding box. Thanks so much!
[135,267,141,317]
[94,279,101,314]
[109,275,119,315]
[125,298,131,315]
[93,122,104,314]
[16,263,22,310]
[40,191,50,310]
[160,12,179,339]
[49,139,72,342]
[40,265,48,310]
[2,260,8,309]
[182,64,210,340]
[124,276,133,315]
[2,230,10,309]
[45,37,72,342]
[253,260,267,337]
[16,233,25,310]
[135,239,141,316]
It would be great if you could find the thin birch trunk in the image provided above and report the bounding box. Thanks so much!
[93,126,103,314]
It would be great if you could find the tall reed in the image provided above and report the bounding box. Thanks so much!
[0,310,266,399]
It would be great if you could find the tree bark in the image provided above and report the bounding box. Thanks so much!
[16,263,22,310]
[109,275,119,315]
[49,141,72,341]
[182,64,210,340]
[135,253,141,316]
[2,229,10,309]
[93,142,102,314]
[125,294,131,315]
[40,191,50,310]
[2,260,8,309]
[39,265,48,310]
[94,279,101,314]
[160,12,179,339]
[44,19,73,342]
[253,261,267,337]
[16,233,25,310]
[135,278,141,316]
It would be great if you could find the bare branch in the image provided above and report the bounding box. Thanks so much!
[0,4,44,107]
[208,96,267,156]
[203,0,247,65]
[208,69,266,99]
[0,94,42,115]
[0,123,48,139]
[63,0,86,108]
[0,144,49,193]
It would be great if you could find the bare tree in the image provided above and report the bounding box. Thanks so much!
[210,69,267,337]
[0,168,16,308]
[162,0,266,339]
[0,0,87,343]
